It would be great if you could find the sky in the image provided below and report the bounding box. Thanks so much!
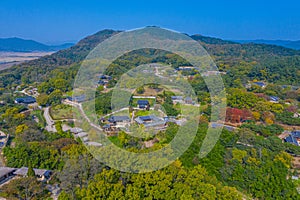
[0,0,299,44]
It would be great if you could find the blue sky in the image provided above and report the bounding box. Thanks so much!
[0,0,299,44]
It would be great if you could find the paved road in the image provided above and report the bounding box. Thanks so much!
[102,107,129,118]
[77,103,104,132]
[63,100,103,132]
[0,131,7,167]
[154,65,168,79]
[44,107,57,132]
[0,153,4,167]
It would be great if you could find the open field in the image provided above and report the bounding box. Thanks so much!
[0,51,54,70]
[50,104,80,120]
[134,109,164,117]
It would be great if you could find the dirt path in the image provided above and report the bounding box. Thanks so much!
[292,157,300,169]
[277,123,300,131]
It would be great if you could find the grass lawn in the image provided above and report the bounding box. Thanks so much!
[134,109,163,117]
[31,110,46,127]
[108,136,122,147]
[112,109,130,116]
[100,108,131,119]
[82,100,100,122]
[173,104,201,118]
[50,104,79,120]
[65,91,73,97]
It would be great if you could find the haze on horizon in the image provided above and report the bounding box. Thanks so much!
[0,0,299,43]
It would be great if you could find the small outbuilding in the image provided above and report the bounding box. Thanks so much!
[171,96,183,104]
[269,96,280,103]
[184,97,193,104]
[252,82,266,88]
[137,100,150,109]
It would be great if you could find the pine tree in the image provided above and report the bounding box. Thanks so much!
[27,164,35,177]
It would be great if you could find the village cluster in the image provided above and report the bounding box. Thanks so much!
[1,68,300,190]
[10,75,300,148]
[100,96,193,134]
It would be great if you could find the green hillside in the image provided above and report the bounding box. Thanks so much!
[1,29,300,89]
[1,29,300,199]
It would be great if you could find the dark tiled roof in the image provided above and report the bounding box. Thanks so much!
[99,75,112,80]
[291,131,300,138]
[135,115,160,123]
[139,116,152,121]
[103,124,111,128]
[211,123,223,128]
[98,80,106,85]
[135,115,165,127]
[171,96,183,100]
[269,96,279,101]
[285,135,299,146]
[15,96,36,104]
[108,116,130,123]
[253,82,266,87]
[137,100,149,105]
[0,167,16,178]
[14,167,51,176]
[70,127,83,134]
[68,95,86,102]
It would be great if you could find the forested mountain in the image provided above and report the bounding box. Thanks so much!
[236,39,300,50]
[191,34,236,45]
[0,37,73,52]
[1,29,300,89]
[200,41,300,86]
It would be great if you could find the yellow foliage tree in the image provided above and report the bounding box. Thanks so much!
[232,148,247,163]
[252,111,261,121]
[274,152,292,169]
[265,117,273,125]
[15,124,28,134]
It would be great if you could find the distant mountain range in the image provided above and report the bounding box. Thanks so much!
[0,37,74,52]
[2,35,299,53]
[234,39,300,50]
[4,29,299,72]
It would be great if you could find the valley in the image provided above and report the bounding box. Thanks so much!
[0,28,299,199]
[0,51,54,71]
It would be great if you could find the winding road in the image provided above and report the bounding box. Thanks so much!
[43,107,57,132]
[63,100,103,132]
